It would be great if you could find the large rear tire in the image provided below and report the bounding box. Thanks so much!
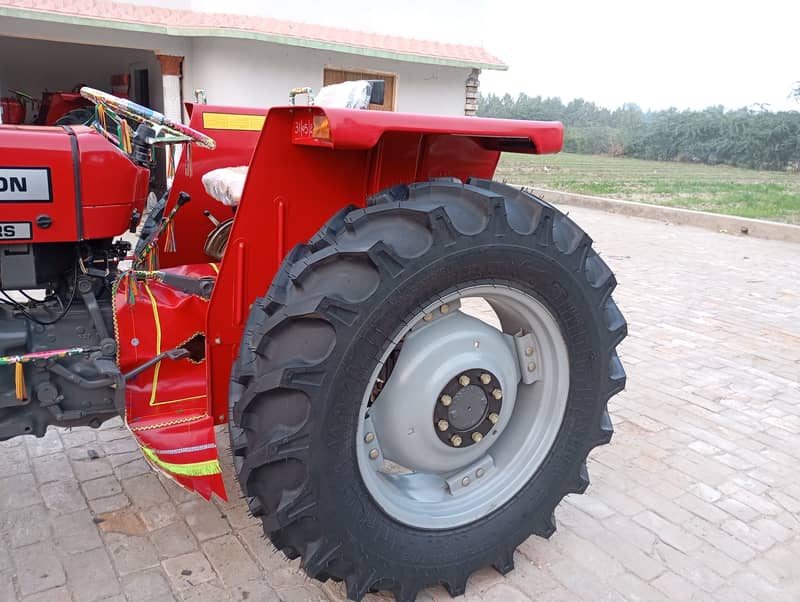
[229,180,627,601]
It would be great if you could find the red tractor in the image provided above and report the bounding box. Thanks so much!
[0,84,626,601]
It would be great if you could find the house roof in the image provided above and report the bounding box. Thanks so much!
[0,0,507,70]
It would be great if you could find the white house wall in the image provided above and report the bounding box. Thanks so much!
[185,37,470,115]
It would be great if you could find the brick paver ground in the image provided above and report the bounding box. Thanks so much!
[1,206,799,601]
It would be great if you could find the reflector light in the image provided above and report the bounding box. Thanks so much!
[312,116,331,140]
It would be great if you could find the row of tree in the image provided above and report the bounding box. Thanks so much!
[478,93,800,171]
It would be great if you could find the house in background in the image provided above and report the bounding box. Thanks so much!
[0,0,506,125]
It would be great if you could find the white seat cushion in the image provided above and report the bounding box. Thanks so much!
[202,166,249,207]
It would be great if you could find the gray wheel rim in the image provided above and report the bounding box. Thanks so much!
[356,285,570,529]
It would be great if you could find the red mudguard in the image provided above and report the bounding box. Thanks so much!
[114,263,225,500]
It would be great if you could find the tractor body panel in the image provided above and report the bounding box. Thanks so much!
[204,106,564,423]
[158,104,265,268]
[0,125,149,244]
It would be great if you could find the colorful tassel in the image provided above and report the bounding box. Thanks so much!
[162,218,176,253]
[125,271,139,305]
[14,362,26,401]
[98,104,107,135]
[120,119,133,154]
[184,143,193,177]
[167,145,175,180]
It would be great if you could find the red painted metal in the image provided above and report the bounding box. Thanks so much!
[37,91,92,125]
[115,263,225,500]
[0,98,25,124]
[0,125,148,243]
[204,106,564,422]
[157,104,266,268]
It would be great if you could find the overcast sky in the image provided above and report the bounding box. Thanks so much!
[479,0,800,112]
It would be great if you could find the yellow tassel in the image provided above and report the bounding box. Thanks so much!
[15,362,26,401]
[98,104,107,135]
[167,145,175,179]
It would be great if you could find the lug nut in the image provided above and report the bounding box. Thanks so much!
[450,435,462,447]
[471,432,483,443]
[527,362,537,372]
[525,346,534,356]
[423,313,433,322]
[364,432,375,443]
[368,449,379,460]
[492,388,502,400]
[438,420,450,432]
[476,468,486,478]
[440,394,452,407]
[440,304,450,315]
[459,375,470,387]
[488,413,499,424]
[461,476,471,487]
[480,373,491,385]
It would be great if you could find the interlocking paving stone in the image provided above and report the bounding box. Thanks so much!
[0,206,798,601]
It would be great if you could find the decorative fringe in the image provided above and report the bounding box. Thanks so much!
[125,271,139,305]
[162,218,177,253]
[98,104,107,135]
[120,119,133,154]
[167,145,175,179]
[14,362,26,401]
[184,143,193,177]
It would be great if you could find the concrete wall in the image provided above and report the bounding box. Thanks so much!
[185,37,470,115]
[0,36,163,112]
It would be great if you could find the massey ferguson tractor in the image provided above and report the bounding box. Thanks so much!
[0,82,626,601]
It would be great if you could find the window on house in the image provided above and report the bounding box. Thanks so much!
[323,68,396,111]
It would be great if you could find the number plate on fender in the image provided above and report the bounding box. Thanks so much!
[0,222,32,240]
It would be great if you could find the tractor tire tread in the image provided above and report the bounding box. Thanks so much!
[230,179,626,600]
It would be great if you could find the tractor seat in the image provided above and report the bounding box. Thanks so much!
[202,166,249,207]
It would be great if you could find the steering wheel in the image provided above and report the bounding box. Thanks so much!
[79,87,216,150]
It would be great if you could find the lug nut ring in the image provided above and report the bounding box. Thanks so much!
[433,368,503,448]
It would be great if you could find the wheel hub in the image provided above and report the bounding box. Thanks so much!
[434,369,503,448]
[368,309,519,474]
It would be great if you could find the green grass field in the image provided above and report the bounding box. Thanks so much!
[495,153,800,224]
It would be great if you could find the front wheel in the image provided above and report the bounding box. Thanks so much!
[229,180,627,601]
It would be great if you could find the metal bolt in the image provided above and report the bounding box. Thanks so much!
[440,394,452,407]
[459,375,471,387]
[492,388,502,400]
[488,412,499,424]
[476,468,485,478]
[450,435,462,447]
[525,346,534,356]
[461,476,471,487]
[364,432,375,444]
[480,373,491,385]
[527,362,537,372]
[440,304,450,315]
[369,449,380,460]
[423,313,433,322]
[471,432,483,443]
[438,420,450,432]
[214,337,221,345]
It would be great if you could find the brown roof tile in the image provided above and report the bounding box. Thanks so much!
[1,0,506,68]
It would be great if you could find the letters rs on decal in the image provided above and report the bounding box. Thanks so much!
[0,222,33,240]
[0,168,52,202]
